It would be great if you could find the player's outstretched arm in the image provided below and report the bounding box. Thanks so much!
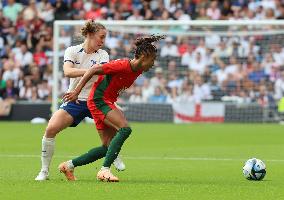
[62,64,104,103]
[63,61,88,78]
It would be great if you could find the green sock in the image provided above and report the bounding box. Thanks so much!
[72,145,108,167]
[103,127,132,168]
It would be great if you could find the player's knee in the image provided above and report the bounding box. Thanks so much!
[102,138,110,146]
[118,121,129,129]
[45,125,59,137]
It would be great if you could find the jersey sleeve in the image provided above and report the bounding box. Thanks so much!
[63,47,76,64]
[99,50,109,64]
[102,60,131,74]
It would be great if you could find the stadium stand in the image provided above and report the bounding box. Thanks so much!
[1,0,284,121]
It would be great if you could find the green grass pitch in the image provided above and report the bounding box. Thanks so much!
[0,122,284,200]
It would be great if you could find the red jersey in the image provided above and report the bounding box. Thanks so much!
[89,59,142,103]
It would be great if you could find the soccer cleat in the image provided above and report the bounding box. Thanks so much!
[113,155,126,171]
[35,170,49,181]
[58,162,77,181]
[97,168,119,182]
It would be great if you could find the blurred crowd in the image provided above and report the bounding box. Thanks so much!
[1,0,284,110]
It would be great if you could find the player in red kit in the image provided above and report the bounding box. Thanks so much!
[60,35,165,182]
[87,58,143,130]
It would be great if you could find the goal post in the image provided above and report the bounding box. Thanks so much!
[53,20,284,123]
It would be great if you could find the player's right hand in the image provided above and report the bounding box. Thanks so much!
[62,91,80,104]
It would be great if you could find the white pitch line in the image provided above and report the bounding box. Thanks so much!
[0,154,284,162]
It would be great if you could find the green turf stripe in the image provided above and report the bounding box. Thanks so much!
[93,75,112,115]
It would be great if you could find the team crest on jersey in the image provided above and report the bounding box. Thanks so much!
[91,60,97,65]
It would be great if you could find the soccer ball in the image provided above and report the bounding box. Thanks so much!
[242,158,266,181]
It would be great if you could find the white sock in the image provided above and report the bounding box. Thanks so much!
[66,160,74,169]
[41,136,55,172]
[101,166,110,171]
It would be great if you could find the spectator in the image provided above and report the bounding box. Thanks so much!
[196,7,210,20]
[206,0,221,20]
[237,90,252,104]
[127,8,143,20]
[194,39,207,58]
[209,74,224,101]
[262,53,278,79]
[0,79,18,100]
[58,28,72,47]
[160,37,179,57]
[14,44,33,70]
[54,0,70,20]
[141,79,154,102]
[143,7,154,20]
[225,56,239,75]
[183,0,196,18]
[0,69,6,90]
[265,8,275,19]
[22,0,37,22]
[181,45,194,67]
[274,71,284,100]
[167,72,183,90]
[272,44,284,67]
[223,73,239,96]
[37,1,54,23]
[2,59,20,84]
[174,8,191,30]
[220,0,233,19]
[84,3,103,20]
[129,86,146,103]
[175,80,195,103]
[2,0,284,106]
[248,62,266,85]
[189,52,207,74]
[254,5,265,20]
[105,31,120,49]
[165,0,181,14]
[19,77,34,100]
[255,85,275,108]
[167,60,177,73]
[177,37,189,56]
[153,0,166,19]
[205,31,221,50]
[193,75,211,103]
[149,67,167,89]
[148,86,167,103]
[37,80,51,101]
[277,4,284,19]
[3,0,23,23]
[33,44,48,68]
[213,40,232,58]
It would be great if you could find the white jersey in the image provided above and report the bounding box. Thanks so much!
[63,44,109,100]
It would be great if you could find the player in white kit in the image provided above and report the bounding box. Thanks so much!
[35,21,125,181]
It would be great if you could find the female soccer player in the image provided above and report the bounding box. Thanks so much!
[60,35,165,182]
[35,20,125,181]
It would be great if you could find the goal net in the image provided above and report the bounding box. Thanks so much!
[53,20,284,123]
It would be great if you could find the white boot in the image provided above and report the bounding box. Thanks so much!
[113,155,126,171]
[35,170,49,181]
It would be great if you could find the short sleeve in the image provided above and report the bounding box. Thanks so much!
[63,47,76,64]
[99,50,109,64]
[102,60,131,74]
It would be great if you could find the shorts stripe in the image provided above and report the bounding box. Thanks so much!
[93,75,112,115]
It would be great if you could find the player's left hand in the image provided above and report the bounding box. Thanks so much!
[62,91,80,104]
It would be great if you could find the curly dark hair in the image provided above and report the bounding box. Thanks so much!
[134,35,165,58]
